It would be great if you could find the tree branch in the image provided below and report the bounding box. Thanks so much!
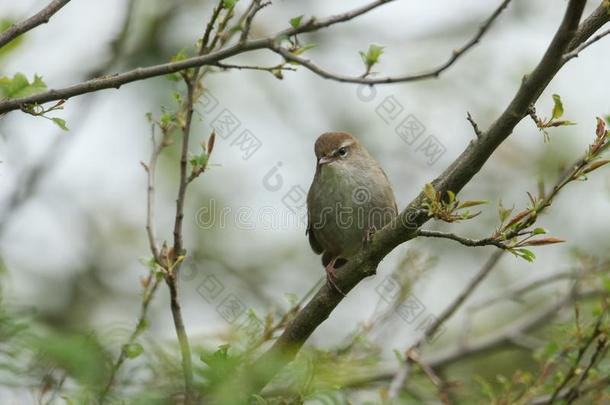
[0,0,72,49]
[272,0,512,84]
[388,250,504,398]
[247,0,595,395]
[0,0,512,114]
[416,229,506,248]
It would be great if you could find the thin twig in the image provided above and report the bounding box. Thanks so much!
[213,62,295,73]
[563,26,610,62]
[547,309,607,404]
[99,276,162,402]
[272,0,513,84]
[466,112,483,138]
[0,0,137,238]
[239,0,270,43]
[145,125,163,262]
[0,0,72,49]
[387,250,504,399]
[468,264,608,312]
[201,1,224,53]
[0,0,513,114]
[416,229,506,248]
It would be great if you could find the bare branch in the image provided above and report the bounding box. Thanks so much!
[239,0,270,43]
[563,26,610,61]
[547,308,608,403]
[213,62,296,73]
[201,1,224,53]
[0,0,510,114]
[99,275,162,403]
[273,0,512,84]
[0,0,136,239]
[145,125,163,262]
[416,229,506,248]
[0,0,72,49]
[388,250,504,398]
[467,111,483,138]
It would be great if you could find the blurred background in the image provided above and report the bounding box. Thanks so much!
[1,0,610,403]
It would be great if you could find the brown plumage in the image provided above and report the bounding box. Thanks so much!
[306,132,397,292]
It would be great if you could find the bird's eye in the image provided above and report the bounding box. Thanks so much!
[336,147,348,157]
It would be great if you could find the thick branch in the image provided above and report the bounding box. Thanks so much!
[248,0,595,394]
[0,0,72,49]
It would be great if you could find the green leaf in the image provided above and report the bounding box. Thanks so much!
[289,15,304,29]
[458,200,488,209]
[291,43,316,56]
[0,19,25,60]
[498,202,513,223]
[423,183,437,201]
[223,0,238,8]
[284,292,298,307]
[51,117,69,131]
[532,227,547,235]
[512,248,536,262]
[551,94,564,120]
[171,49,188,62]
[123,342,144,359]
[360,44,384,68]
[0,73,47,99]
[447,190,455,203]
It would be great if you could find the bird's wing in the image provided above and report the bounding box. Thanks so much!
[379,166,398,213]
[306,205,324,254]
[306,183,324,255]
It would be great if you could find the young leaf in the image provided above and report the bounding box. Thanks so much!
[0,19,25,60]
[520,237,565,246]
[51,117,69,131]
[123,342,144,359]
[596,116,606,139]
[0,73,47,99]
[498,202,514,224]
[512,248,536,262]
[423,183,436,201]
[289,15,304,29]
[583,159,610,174]
[458,200,488,209]
[447,190,455,203]
[359,44,384,68]
[291,43,316,56]
[223,0,238,8]
[551,94,564,120]
[207,131,216,155]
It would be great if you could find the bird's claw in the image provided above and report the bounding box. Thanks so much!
[325,264,347,296]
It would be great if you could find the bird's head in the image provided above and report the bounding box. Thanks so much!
[314,132,369,168]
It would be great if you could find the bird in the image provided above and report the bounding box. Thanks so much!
[306,132,398,295]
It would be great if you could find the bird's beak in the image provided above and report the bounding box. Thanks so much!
[318,156,333,165]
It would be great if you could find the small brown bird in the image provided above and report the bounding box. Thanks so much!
[307,132,397,294]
